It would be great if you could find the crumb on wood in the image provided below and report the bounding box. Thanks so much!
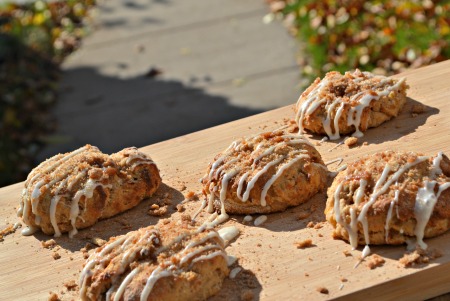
[295,239,314,249]
[52,252,61,260]
[64,280,78,291]
[90,237,107,247]
[148,205,168,217]
[304,273,309,277]
[316,287,329,294]
[340,277,348,282]
[42,239,57,249]
[0,224,16,242]
[240,289,254,301]
[184,191,197,201]
[363,141,368,146]
[343,250,352,257]
[399,247,443,267]
[314,222,324,229]
[318,233,323,237]
[176,204,185,212]
[367,254,385,269]
[411,103,427,114]
[307,221,315,228]
[297,211,311,220]
[345,136,358,147]
[48,292,60,301]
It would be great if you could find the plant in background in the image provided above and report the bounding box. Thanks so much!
[0,0,95,187]
[267,0,449,85]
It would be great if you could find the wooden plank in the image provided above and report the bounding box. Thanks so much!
[1,61,450,300]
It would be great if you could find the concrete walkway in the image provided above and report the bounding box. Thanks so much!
[39,0,301,160]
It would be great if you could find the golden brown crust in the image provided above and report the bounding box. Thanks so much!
[295,70,408,139]
[202,130,328,214]
[79,220,229,301]
[325,151,450,247]
[19,145,161,237]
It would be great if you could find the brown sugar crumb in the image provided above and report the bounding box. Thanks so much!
[240,289,254,301]
[185,191,196,200]
[344,136,358,147]
[148,205,168,217]
[367,254,385,269]
[90,237,107,247]
[343,250,352,257]
[316,287,329,294]
[304,273,309,277]
[307,221,315,228]
[42,239,57,249]
[399,248,443,267]
[63,280,78,291]
[295,239,314,249]
[176,204,185,212]
[340,277,348,282]
[48,292,60,301]
[411,103,427,114]
[0,224,16,242]
[297,211,311,220]
[52,252,61,260]
[180,213,192,222]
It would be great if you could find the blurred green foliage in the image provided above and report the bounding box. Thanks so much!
[267,0,450,84]
[0,0,95,187]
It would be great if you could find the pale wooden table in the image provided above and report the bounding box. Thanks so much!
[1,61,450,300]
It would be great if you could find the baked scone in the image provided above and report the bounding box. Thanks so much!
[79,219,229,301]
[295,69,408,139]
[18,145,161,237]
[326,151,450,249]
[201,129,328,218]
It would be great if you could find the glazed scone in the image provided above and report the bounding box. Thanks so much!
[79,219,229,301]
[201,129,328,219]
[18,145,161,237]
[295,69,408,139]
[326,151,450,249]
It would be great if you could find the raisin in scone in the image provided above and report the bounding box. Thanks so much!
[295,69,408,139]
[201,129,328,218]
[79,219,229,301]
[325,151,450,249]
[18,145,161,237]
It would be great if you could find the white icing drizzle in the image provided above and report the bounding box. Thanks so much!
[227,255,238,266]
[243,215,253,222]
[353,179,367,206]
[254,215,268,226]
[430,151,443,178]
[325,157,344,166]
[414,181,450,249]
[384,189,400,242]
[242,157,284,202]
[113,267,140,301]
[236,171,250,201]
[260,154,308,206]
[217,226,240,244]
[229,267,242,279]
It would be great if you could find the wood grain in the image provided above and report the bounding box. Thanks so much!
[1,61,450,300]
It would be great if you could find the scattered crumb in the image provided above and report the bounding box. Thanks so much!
[363,141,368,146]
[176,204,185,212]
[148,205,168,217]
[240,289,254,301]
[343,250,352,257]
[63,280,78,291]
[179,184,187,191]
[411,103,427,114]
[180,213,192,222]
[48,292,60,301]
[314,222,324,229]
[90,237,107,247]
[340,277,348,282]
[367,254,385,269]
[297,211,311,220]
[316,287,329,294]
[345,136,358,147]
[52,252,61,260]
[307,221,315,228]
[42,239,57,249]
[185,191,196,200]
[411,113,418,117]
[304,273,309,277]
[399,247,443,267]
[0,224,16,242]
[295,239,314,249]
[318,233,323,237]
